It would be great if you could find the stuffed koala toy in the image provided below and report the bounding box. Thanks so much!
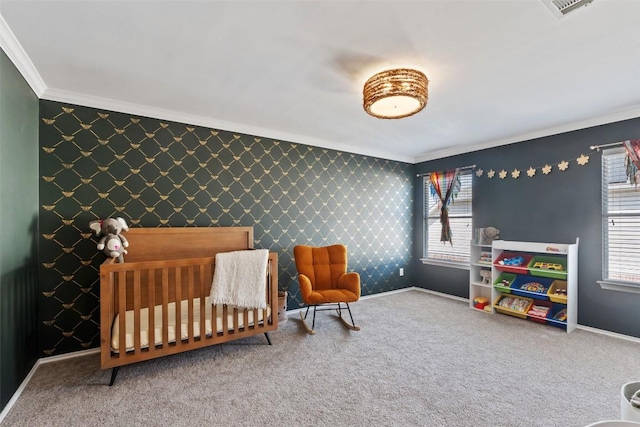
[89,217,130,263]
[481,227,500,245]
[101,234,128,263]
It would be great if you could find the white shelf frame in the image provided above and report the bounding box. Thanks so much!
[470,238,579,332]
[490,238,579,333]
[469,241,494,314]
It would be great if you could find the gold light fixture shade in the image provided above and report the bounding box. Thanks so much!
[363,68,429,119]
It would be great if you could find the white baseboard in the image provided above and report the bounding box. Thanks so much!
[0,348,100,424]
[0,359,39,424]
[408,286,469,303]
[285,286,467,316]
[577,324,640,345]
[282,286,458,316]
[37,348,100,365]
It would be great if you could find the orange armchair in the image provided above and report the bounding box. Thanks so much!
[294,244,361,334]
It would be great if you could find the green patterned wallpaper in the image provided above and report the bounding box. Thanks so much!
[38,100,414,356]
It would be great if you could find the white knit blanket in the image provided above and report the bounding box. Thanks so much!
[209,249,269,309]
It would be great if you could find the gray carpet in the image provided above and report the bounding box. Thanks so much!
[2,290,638,427]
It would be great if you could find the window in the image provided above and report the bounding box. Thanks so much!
[601,148,640,286]
[423,171,473,266]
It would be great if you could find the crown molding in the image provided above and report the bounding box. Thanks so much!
[41,87,414,164]
[1,9,410,164]
[414,104,640,164]
[8,2,635,167]
[0,14,46,96]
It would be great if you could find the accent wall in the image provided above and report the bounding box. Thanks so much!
[38,100,414,356]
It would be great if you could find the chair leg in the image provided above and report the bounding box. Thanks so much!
[264,332,272,345]
[109,366,119,386]
[299,305,316,335]
[337,303,361,331]
[312,305,317,330]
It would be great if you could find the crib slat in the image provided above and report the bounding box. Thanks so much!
[118,270,127,357]
[187,265,194,343]
[233,307,239,333]
[148,268,156,355]
[222,305,228,337]
[212,304,217,339]
[262,254,278,328]
[133,270,141,353]
[253,308,259,330]
[266,257,273,328]
[175,266,182,348]
[264,259,269,329]
[244,309,249,331]
[162,268,169,350]
[212,302,218,339]
[199,264,206,341]
[100,269,114,368]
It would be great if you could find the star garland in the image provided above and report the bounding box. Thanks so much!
[474,153,590,179]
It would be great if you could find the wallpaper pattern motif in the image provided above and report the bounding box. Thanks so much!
[38,100,414,356]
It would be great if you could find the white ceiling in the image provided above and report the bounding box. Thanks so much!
[1,1,639,163]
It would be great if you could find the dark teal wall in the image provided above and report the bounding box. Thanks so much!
[0,50,39,411]
[38,100,415,356]
[414,118,640,338]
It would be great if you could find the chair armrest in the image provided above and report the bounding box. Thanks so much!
[338,272,361,299]
[298,274,313,302]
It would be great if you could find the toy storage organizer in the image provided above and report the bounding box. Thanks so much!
[470,239,578,333]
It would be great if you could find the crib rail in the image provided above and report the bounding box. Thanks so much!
[100,253,278,369]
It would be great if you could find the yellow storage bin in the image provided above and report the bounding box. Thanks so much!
[493,294,533,319]
[547,280,568,304]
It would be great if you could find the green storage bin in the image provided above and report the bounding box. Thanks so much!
[493,272,516,294]
[527,255,567,279]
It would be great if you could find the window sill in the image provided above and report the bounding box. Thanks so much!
[420,258,470,271]
[598,280,640,295]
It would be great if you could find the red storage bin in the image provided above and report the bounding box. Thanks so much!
[527,300,553,324]
[493,252,534,274]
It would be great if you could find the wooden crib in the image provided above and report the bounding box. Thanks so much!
[99,226,278,385]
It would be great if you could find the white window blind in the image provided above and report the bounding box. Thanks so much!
[423,171,472,264]
[602,149,640,284]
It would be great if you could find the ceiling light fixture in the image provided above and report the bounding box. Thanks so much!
[363,68,428,119]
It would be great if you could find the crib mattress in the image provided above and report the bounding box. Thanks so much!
[111,297,271,352]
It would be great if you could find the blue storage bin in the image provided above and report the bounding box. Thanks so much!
[510,275,553,300]
[547,304,568,330]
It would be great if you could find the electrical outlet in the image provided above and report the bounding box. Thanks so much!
[399,268,404,277]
